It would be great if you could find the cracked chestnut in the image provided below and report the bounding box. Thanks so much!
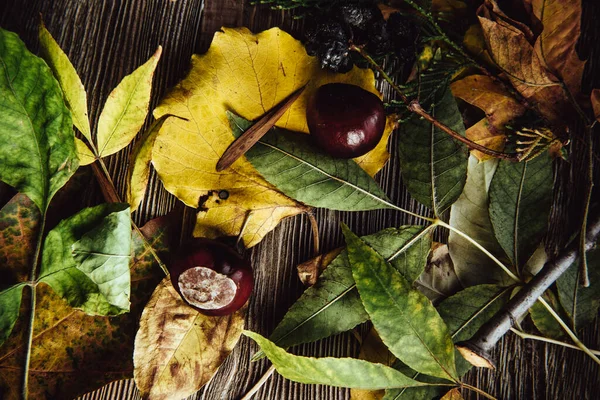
[307,83,386,158]
[169,239,253,316]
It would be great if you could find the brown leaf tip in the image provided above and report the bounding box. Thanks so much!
[456,342,496,369]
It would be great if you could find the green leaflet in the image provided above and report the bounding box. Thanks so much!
[384,284,511,400]
[398,86,468,216]
[228,112,393,212]
[96,47,162,157]
[245,331,429,390]
[0,28,78,212]
[448,156,513,286]
[557,247,600,331]
[383,359,447,400]
[489,152,553,270]
[262,226,431,358]
[437,284,512,376]
[39,203,132,316]
[39,23,91,141]
[0,284,25,347]
[529,292,567,340]
[342,225,457,381]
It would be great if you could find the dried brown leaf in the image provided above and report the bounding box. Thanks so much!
[297,247,343,286]
[477,0,571,130]
[451,75,525,160]
[592,89,600,122]
[133,278,244,400]
[531,0,586,97]
[0,194,40,283]
[441,388,464,400]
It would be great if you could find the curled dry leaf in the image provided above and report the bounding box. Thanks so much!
[477,0,570,130]
[592,89,600,122]
[133,278,245,400]
[152,27,393,248]
[297,247,343,286]
[531,0,586,98]
[415,243,461,303]
[451,75,526,161]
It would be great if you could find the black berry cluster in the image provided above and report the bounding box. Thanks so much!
[305,2,418,73]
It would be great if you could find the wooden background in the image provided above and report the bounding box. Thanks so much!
[1,0,599,399]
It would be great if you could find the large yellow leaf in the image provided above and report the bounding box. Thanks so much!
[133,278,245,400]
[39,23,91,141]
[153,27,393,248]
[75,137,95,166]
[97,46,162,158]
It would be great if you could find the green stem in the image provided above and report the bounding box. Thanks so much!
[22,214,46,400]
[579,126,594,287]
[537,297,600,365]
[510,327,600,356]
[461,382,497,400]
[436,219,519,282]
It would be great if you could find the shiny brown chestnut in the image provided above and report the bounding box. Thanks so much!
[307,83,386,158]
[169,239,253,316]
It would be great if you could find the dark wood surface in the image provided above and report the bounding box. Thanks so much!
[1,0,599,399]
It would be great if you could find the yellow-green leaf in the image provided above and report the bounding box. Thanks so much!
[97,46,162,157]
[126,115,170,211]
[39,23,91,141]
[133,278,244,400]
[75,137,96,166]
[153,27,393,248]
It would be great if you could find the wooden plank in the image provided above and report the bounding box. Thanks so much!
[0,0,598,399]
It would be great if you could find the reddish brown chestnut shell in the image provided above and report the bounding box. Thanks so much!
[169,238,253,316]
[307,83,386,158]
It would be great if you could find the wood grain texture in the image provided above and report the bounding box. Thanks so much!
[0,0,598,399]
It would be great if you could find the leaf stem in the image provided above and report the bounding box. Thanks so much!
[510,327,600,356]
[537,297,600,365]
[90,156,169,275]
[579,126,594,287]
[349,45,521,162]
[461,382,497,400]
[22,213,46,400]
[306,211,320,256]
[436,219,519,282]
[240,365,276,400]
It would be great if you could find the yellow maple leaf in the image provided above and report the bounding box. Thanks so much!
[153,27,393,248]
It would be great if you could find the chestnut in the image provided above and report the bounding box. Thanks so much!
[307,83,386,158]
[169,239,253,316]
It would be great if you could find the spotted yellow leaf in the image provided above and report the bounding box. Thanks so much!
[153,27,393,248]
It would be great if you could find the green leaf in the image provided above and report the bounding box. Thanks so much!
[383,358,448,400]
[437,284,512,376]
[0,284,25,347]
[39,203,132,315]
[398,85,468,216]
[0,28,78,212]
[263,226,431,356]
[342,224,457,381]
[228,112,393,212]
[126,115,170,211]
[529,291,568,340]
[557,247,600,331]
[244,331,429,390]
[97,47,162,158]
[448,156,513,286]
[489,152,553,270]
[39,23,91,141]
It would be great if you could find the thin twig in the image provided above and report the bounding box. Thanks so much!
[306,211,320,257]
[510,328,600,356]
[240,365,276,400]
[350,45,521,162]
[580,126,594,287]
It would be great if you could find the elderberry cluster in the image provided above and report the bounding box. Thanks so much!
[304,2,418,73]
